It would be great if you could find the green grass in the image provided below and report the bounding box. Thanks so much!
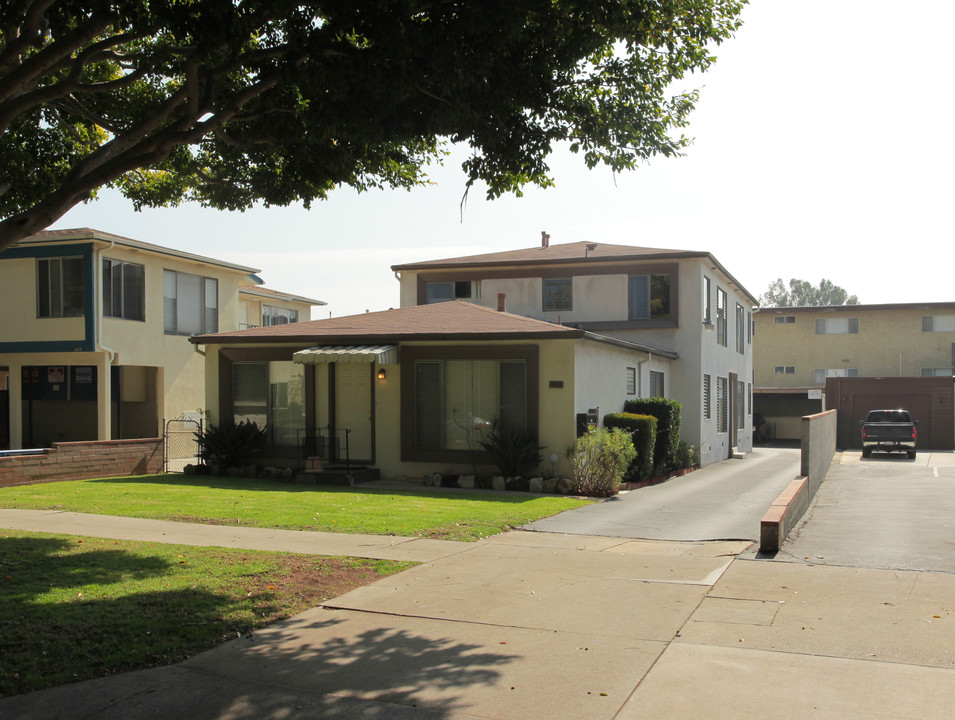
[0,474,591,541]
[0,529,414,697]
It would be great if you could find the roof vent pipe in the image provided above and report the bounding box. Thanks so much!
[541,231,550,248]
[497,293,506,312]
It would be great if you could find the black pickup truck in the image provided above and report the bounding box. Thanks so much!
[859,409,919,459]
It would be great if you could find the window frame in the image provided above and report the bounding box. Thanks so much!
[922,315,955,332]
[703,374,712,420]
[649,370,664,398]
[702,276,712,324]
[626,367,636,396]
[400,345,539,463]
[102,258,145,322]
[37,256,86,318]
[716,287,728,346]
[542,277,573,313]
[163,269,218,336]
[815,317,859,335]
[262,305,299,327]
[774,315,796,324]
[774,366,796,375]
[736,303,745,354]
[717,376,728,433]
[426,281,473,304]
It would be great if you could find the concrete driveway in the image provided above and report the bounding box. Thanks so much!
[779,450,955,572]
[523,446,801,541]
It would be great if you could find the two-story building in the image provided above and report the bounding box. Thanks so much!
[0,228,323,451]
[192,238,757,476]
[753,302,955,448]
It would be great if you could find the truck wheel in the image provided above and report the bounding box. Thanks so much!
[862,448,871,458]
[908,450,917,459]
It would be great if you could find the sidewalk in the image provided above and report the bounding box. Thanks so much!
[2,510,955,719]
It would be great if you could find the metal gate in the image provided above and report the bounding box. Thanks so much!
[164,418,202,473]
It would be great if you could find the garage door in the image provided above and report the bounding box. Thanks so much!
[850,394,933,449]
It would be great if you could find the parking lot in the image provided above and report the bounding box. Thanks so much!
[779,451,955,573]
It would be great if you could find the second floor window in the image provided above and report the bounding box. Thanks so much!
[774,366,795,374]
[629,274,670,320]
[702,276,712,323]
[263,306,299,326]
[163,269,217,335]
[426,281,472,304]
[716,287,727,346]
[542,278,572,312]
[815,317,859,334]
[814,368,859,384]
[774,315,796,324]
[103,259,145,321]
[922,315,955,332]
[37,256,85,318]
[736,303,745,353]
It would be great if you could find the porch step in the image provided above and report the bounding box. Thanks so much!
[731,447,745,459]
[294,466,381,486]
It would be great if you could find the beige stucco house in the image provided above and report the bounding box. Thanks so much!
[0,228,323,450]
[192,239,757,477]
[753,302,955,440]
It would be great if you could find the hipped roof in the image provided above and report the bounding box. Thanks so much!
[191,300,677,358]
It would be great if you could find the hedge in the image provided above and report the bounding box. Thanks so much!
[623,397,681,472]
[603,412,657,482]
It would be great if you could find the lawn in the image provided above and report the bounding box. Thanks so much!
[0,529,414,697]
[0,474,591,541]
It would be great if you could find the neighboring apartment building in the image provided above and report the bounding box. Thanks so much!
[753,302,955,440]
[391,238,758,466]
[0,228,322,450]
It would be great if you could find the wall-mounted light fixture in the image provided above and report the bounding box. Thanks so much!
[377,368,386,380]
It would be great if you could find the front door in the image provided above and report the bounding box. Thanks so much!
[335,363,373,463]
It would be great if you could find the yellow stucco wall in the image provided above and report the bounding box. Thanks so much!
[754,307,955,388]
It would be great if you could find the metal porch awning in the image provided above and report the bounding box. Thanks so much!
[292,344,397,365]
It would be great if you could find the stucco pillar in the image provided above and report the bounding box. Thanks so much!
[8,361,22,449]
[97,354,112,441]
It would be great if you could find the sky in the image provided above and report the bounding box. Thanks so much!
[52,0,955,318]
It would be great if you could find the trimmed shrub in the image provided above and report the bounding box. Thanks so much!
[478,420,543,478]
[623,397,682,473]
[603,412,657,482]
[196,420,268,471]
[673,440,700,470]
[566,426,637,497]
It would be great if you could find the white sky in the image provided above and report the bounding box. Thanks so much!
[53,0,955,318]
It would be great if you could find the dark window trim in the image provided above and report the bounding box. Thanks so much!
[400,344,539,463]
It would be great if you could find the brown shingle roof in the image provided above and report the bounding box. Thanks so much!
[391,241,699,271]
[191,300,585,344]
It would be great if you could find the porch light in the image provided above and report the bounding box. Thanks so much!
[377,368,386,380]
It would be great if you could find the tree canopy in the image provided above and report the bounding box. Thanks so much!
[0,0,745,251]
[761,278,859,307]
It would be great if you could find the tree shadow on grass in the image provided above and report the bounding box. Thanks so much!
[0,535,278,697]
[0,535,517,718]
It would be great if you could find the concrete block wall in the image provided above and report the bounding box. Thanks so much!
[760,410,837,553]
[0,438,163,487]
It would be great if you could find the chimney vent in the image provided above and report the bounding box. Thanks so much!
[497,293,506,312]
[541,231,550,248]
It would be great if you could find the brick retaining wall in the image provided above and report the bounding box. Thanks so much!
[0,438,163,487]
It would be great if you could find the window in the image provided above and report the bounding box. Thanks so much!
[649,371,664,397]
[717,376,728,433]
[815,317,859,334]
[703,374,712,420]
[629,274,671,320]
[922,368,954,376]
[163,270,218,335]
[626,367,636,395]
[426,281,473,304]
[922,315,955,332]
[774,366,795,374]
[414,359,527,450]
[102,259,144,321]
[716,288,727,346]
[747,311,752,344]
[232,361,305,445]
[542,278,572,312]
[736,303,745,354]
[37,257,85,318]
[703,276,712,324]
[774,315,796,324]
[262,305,298,326]
[813,368,859,385]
